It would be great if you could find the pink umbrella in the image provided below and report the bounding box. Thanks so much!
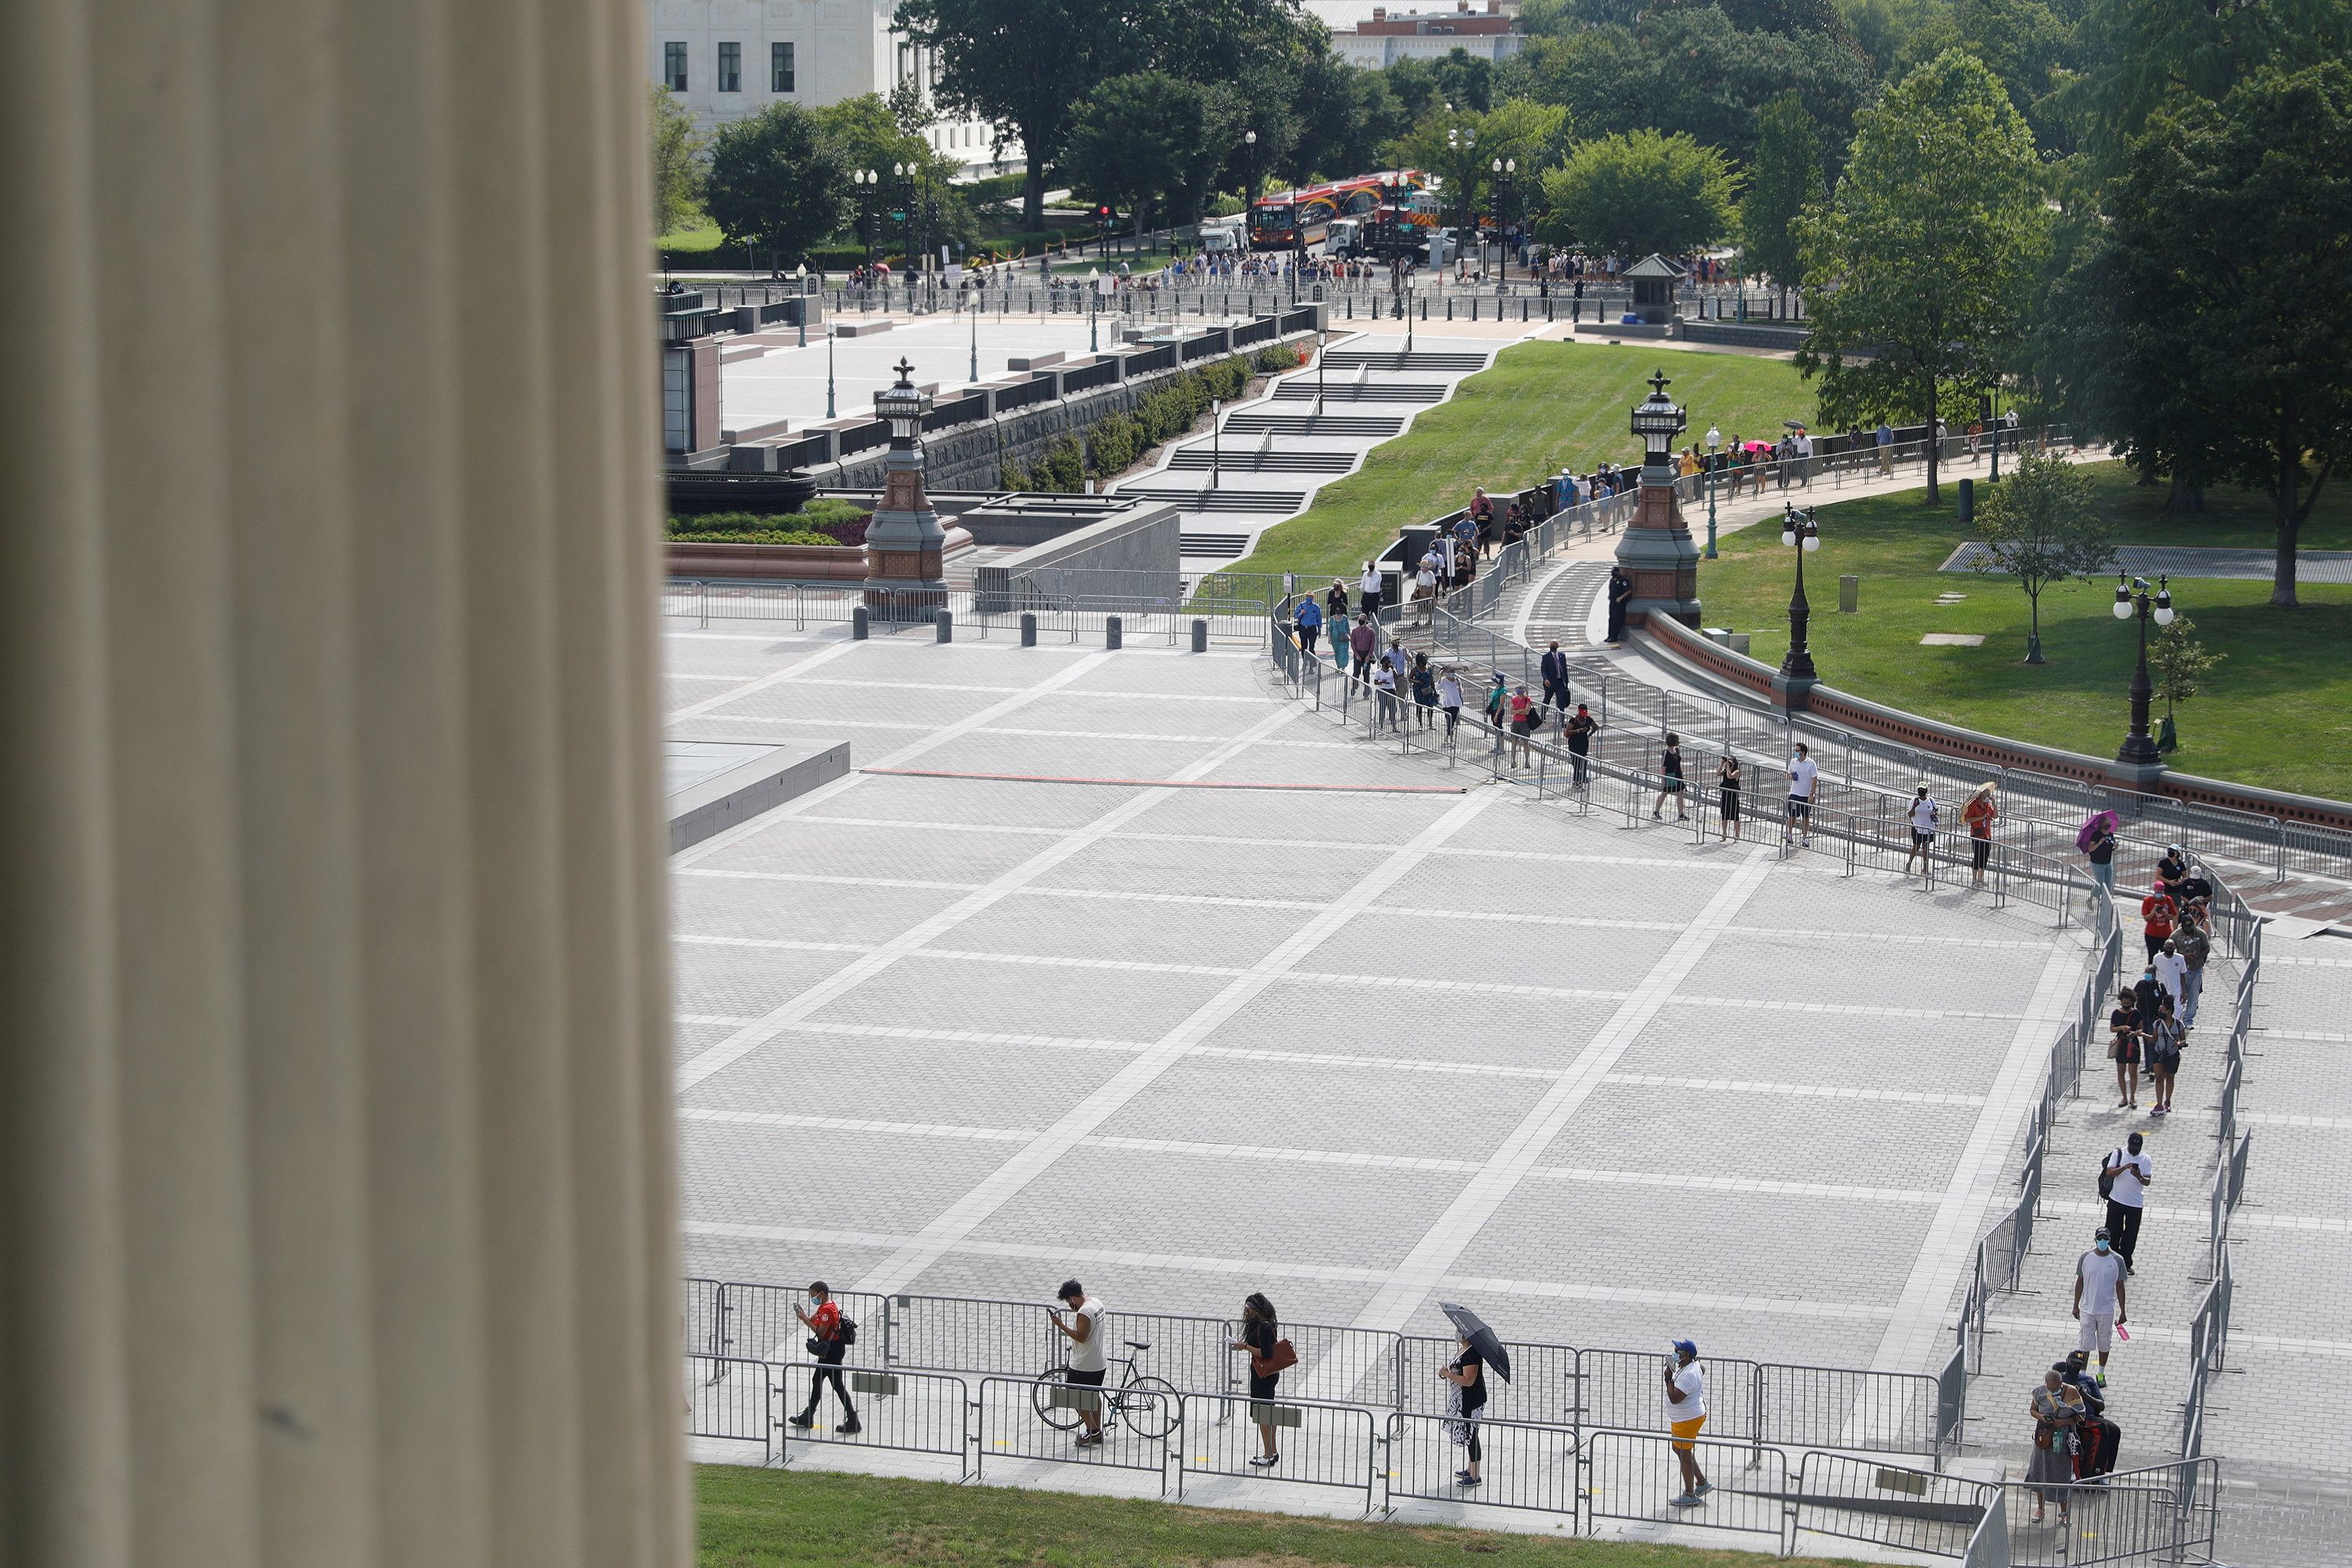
[2076,811,2118,853]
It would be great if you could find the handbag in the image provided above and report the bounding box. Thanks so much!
[2034,1423,2054,1451]
[1251,1338,1299,1377]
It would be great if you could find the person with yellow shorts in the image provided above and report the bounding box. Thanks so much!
[1664,1339,1711,1508]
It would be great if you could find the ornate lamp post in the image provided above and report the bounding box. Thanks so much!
[1779,503,1821,681]
[1210,397,1221,490]
[1704,423,1721,559]
[862,358,945,617]
[1445,117,1476,278]
[853,169,878,276]
[1612,368,1703,633]
[825,314,837,419]
[967,279,978,383]
[2112,572,2175,770]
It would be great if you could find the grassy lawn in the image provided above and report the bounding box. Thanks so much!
[1697,462,2352,800]
[1229,343,1814,579]
[697,1466,1841,1567]
[661,218,725,255]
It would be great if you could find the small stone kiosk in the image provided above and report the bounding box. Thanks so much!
[861,358,948,618]
[1624,253,1686,325]
[1612,370,1702,629]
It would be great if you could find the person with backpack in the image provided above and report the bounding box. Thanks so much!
[2072,1226,2129,1385]
[1962,782,1998,887]
[1229,1292,1293,1468]
[2026,1369,2081,1526]
[1652,732,1688,821]
[2101,1134,2154,1278]
[788,1281,862,1434]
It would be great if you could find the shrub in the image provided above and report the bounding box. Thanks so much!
[1029,430,1084,492]
[1254,342,1301,373]
[666,526,841,546]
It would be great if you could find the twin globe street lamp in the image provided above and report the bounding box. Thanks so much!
[2113,572,2176,766]
[1704,423,1722,559]
[1779,503,1821,681]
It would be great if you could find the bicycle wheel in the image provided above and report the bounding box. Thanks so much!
[1031,1367,1083,1431]
[1116,1375,1181,1440]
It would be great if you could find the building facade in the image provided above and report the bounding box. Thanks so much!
[648,0,1016,177]
[1330,1,1526,69]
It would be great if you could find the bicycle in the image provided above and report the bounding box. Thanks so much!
[1032,1340,1181,1439]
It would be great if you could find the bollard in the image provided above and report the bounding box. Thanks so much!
[852,605,869,640]
[1191,617,1207,653]
[1019,611,1036,647]
[1105,615,1123,650]
[1838,575,1860,614]
[1957,477,1974,523]
[935,608,953,643]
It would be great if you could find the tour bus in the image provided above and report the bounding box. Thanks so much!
[1249,169,1428,252]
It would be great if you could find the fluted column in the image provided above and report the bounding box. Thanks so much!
[0,2,686,1565]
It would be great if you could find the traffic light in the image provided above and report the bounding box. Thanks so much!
[926,200,939,225]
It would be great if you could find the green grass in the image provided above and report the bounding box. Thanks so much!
[696,1466,1840,1567]
[1229,343,1815,578]
[661,218,726,255]
[1697,462,2352,800]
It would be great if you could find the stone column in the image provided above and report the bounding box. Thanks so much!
[0,2,688,1565]
[862,361,947,616]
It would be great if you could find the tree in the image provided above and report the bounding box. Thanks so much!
[1539,130,1737,257]
[1795,50,2048,504]
[1968,451,2116,663]
[702,103,851,264]
[2149,615,2223,750]
[649,84,705,241]
[2096,63,2352,604]
[1740,91,1820,301]
[1062,73,1243,238]
[1390,100,1572,237]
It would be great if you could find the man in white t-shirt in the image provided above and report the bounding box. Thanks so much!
[2152,941,2188,1013]
[1904,785,1941,877]
[2072,1228,2130,1382]
[1051,1278,1109,1444]
[1664,1338,1711,1508]
[1784,743,1820,844]
[2102,1132,2154,1276]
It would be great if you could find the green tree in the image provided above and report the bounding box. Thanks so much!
[1432,47,1496,114]
[649,84,706,241]
[2149,615,2223,748]
[1538,130,1738,257]
[1390,100,1572,235]
[1739,91,1820,302]
[1968,450,2116,663]
[1062,73,1243,236]
[1796,50,2048,504]
[2095,63,2352,604]
[1383,57,1446,125]
[702,103,851,264]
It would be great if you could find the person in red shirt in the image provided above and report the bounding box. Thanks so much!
[789,1281,860,1434]
[2140,884,2176,960]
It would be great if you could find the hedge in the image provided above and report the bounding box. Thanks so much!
[1000,350,1292,493]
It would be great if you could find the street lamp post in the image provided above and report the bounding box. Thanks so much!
[1087,267,1099,353]
[825,318,837,419]
[794,262,808,348]
[1243,130,1258,249]
[968,283,978,383]
[1779,503,1820,681]
[1316,329,1327,417]
[854,169,878,278]
[1210,397,1221,490]
[2112,572,2175,767]
[1704,424,1722,559]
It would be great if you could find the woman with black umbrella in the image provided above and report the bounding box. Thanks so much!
[1440,1332,1488,1488]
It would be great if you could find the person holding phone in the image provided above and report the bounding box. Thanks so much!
[1049,1279,1109,1446]
[1664,1339,1710,1508]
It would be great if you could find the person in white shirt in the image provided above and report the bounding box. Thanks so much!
[1358,563,1385,620]
[1784,742,1820,844]
[2152,941,2188,1013]
[1050,1279,1109,1444]
[2101,1132,2154,1275]
[1663,1338,1711,1508]
[2072,1229,2129,1381]
[1904,785,1941,877]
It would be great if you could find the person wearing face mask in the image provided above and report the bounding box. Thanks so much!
[788,1281,862,1434]
[2072,1228,2129,1386]
[2102,1132,2154,1276]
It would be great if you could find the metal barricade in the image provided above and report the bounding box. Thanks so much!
[1397,1336,1578,1424]
[1760,1364,1946,1459]
[684,1354,775,1460]
[773,1360,973,1479]
[2008,1458,2220,1567]
[1583,1428,1793,1552]
[717,1283,889,1368]
[1575,1349,1762,1447]
[1177,1393,1380,1515]
[1278,1320,1401,1409]
[1793,1451,1996,1560]
[683,1276,721,1356]
[1382,1410,1579,1520]
[974,1374,1172,1494]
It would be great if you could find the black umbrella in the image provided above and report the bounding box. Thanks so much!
[1783,419,1806,430]
[1438,1302,1512,1382]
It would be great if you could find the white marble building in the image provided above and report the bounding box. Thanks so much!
[1330,0,1526,69]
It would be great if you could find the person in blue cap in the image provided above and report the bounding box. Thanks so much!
[1664,1338,1711,1507]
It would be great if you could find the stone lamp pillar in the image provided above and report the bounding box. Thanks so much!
[862,358,947,617]
[1613,368,1702,628]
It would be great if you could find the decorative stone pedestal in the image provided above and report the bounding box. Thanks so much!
[862,358,948,618]
[1614,371,1702,628]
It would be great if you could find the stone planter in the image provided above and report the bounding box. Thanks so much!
[664,528,971,581]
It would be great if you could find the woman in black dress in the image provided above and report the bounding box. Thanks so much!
[1717,753,1742,841]
[1230,1293,1283,1467]
[1441,1334,1487,1487]
[1652,731,1687,822]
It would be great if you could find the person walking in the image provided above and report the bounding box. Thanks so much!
[1229,1293,1287,1468]
[1049,1279,1109,1445]
[1652,732,1688,821]
[2140,881,2177,960]
[1540,640,1572,713]
[1414,553,1439,620]
[1358,561,1385,621]
[1904,784,1941,878]
[1716,753,1742,842]
[1784,742,1818,844]
[2108,987,2145,1111]
[1962,782,1998,887]
[2072,1226,2129,1385]
[1664,1339,1711,1508]
[1605,565,1632,644]
[787,1281,862,1435]
[1325,579,1350,635]
[2147,998,2183,1116]
[1410,652,1439,729]
[2152,938,2187,1020]
[1438,666,1464,741]
[2080,812,2118,902]
[1385,636,1412,702]
[1566,703,1597,786]
[2101,1134,2153,1279]
[1875,419,1894,477]
[2027,1369,2080,1526]
[1293,593,1323,656]
[1440,1330,1488,1488]
[2175,903,2211,1030]
[1348,615,1377,690]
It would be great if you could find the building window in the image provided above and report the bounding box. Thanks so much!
[717,42,740,93]
[771,41,794,93]
[663,42,687,92]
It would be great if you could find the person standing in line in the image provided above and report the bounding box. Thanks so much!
[1904,784,1941,877]
[1605,565,1632,644]
[1717,752,1742,842]
[1653,732,1688,821]
[2071,1227,2129,1385]
[1410,651,1439,729]
[1664,1339,1711,1508]
[2147,997,2183,1116]
[1293,593,1323,656]
[1437,666,1465,740]
[1784,742,1818,844]
[2101,1134,2153,1279]
[2026,1368,2080,1526]
[1325,579,1350,636]
[1440,1331,1488,1488]
[1358,561,1385,621]
[1348,615,1377,690]
[1385,635,1413,702]
[1049,1279,1109,1446]
[2174,903,2211,1031]
[2140,881,2177,960]
[1230,1293,1284,1468]
[1414,552,1439,620]
[2082,813,2118,900]
[2152,939,2188,1022]
[1566,703,1597,785]
[1507,684,1537,768]
[787,1281,862,1435]
[1483,671,1509,746]
[1875,419,1895,477]
[1371,659,1399,734]
[1541,640,1572,713]
[1963,782,1999,888]
[2109,987,2145,1111]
